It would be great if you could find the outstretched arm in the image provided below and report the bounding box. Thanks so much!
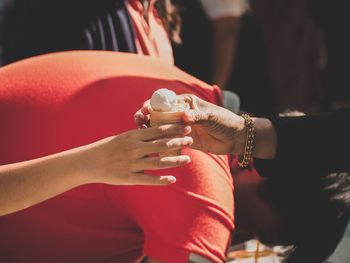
[0,124,192,216]
[210,16,241,90]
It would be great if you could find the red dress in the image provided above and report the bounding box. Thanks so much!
[0,51,234,263]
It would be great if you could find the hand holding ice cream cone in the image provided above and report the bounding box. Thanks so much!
[135,91,246,155]
[148,89,191,156]
[149,88,190,126]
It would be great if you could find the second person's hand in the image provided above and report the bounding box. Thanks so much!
[135,94,246,155]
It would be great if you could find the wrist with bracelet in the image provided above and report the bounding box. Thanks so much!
[237,113,255,168]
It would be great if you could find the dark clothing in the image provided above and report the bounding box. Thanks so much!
[309,0,350,103]
[250,0,323,113]
[1,0,136,65]
[255,108,350,178]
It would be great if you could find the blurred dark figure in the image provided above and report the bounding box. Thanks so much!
[1,0,181,65]
[0,0,7,65]
[176,0,350,114]
[191,0,247,91]
[173,0,211,84]
[250,0,324,114]
[228,12,277,115]
[174,0,277,116]
[309,0,350,110]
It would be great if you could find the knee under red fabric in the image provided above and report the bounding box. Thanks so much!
[0,51,234,263]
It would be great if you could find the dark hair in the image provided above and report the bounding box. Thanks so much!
[154,0,182,44]
[260,172,350,263]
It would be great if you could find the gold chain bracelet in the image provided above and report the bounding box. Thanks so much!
[238,114,255,168]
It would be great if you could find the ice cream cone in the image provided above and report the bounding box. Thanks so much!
[149,91,190,156]
[149,102,188,157]
[149,109,184,126]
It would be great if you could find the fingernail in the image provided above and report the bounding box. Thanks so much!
[184,126,191,134]
[162,176,176,184]
[178,156,191,164]
[184,136,193,144]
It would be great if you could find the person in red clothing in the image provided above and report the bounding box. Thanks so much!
[0,51,234,263]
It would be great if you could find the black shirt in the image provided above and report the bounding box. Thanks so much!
[255,108,350,178]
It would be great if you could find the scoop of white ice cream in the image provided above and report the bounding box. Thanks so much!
[150,88,178,112]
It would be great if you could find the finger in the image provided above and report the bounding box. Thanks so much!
[141,105,150,115]
[182,109,208,124]
[134,109,150,127]
[136,124,191,141]
[134,100,151,126]
[134,155,191,171]
[183,95,197,110]
[141,99,151,114]
[180,93,206,110]
[138,120,150,130]
[180,95,206,124]
[145,136,193,154]
[129,174,177,186]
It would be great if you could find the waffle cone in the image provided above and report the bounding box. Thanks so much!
[149,108,184,127]
[149,108,185,157]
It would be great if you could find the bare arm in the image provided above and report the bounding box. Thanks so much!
[211,17,241,90]
[0,146,90,216]
[250,118,277,159]
[0,125,192,216]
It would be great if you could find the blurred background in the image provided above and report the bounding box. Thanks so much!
[0,0,4,65]
[1,0,350,114]
[0,0,349,262]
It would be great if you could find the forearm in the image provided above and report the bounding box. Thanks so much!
[0,147,90,216]
[211,17,240,90]
[0,124,193,216]
[252,118,277,159]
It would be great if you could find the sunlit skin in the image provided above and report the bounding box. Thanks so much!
[0,124,193,216]
[135,94,278,159]
[136,94,247,155]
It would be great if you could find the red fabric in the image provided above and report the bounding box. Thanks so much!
[0,51,234,263]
